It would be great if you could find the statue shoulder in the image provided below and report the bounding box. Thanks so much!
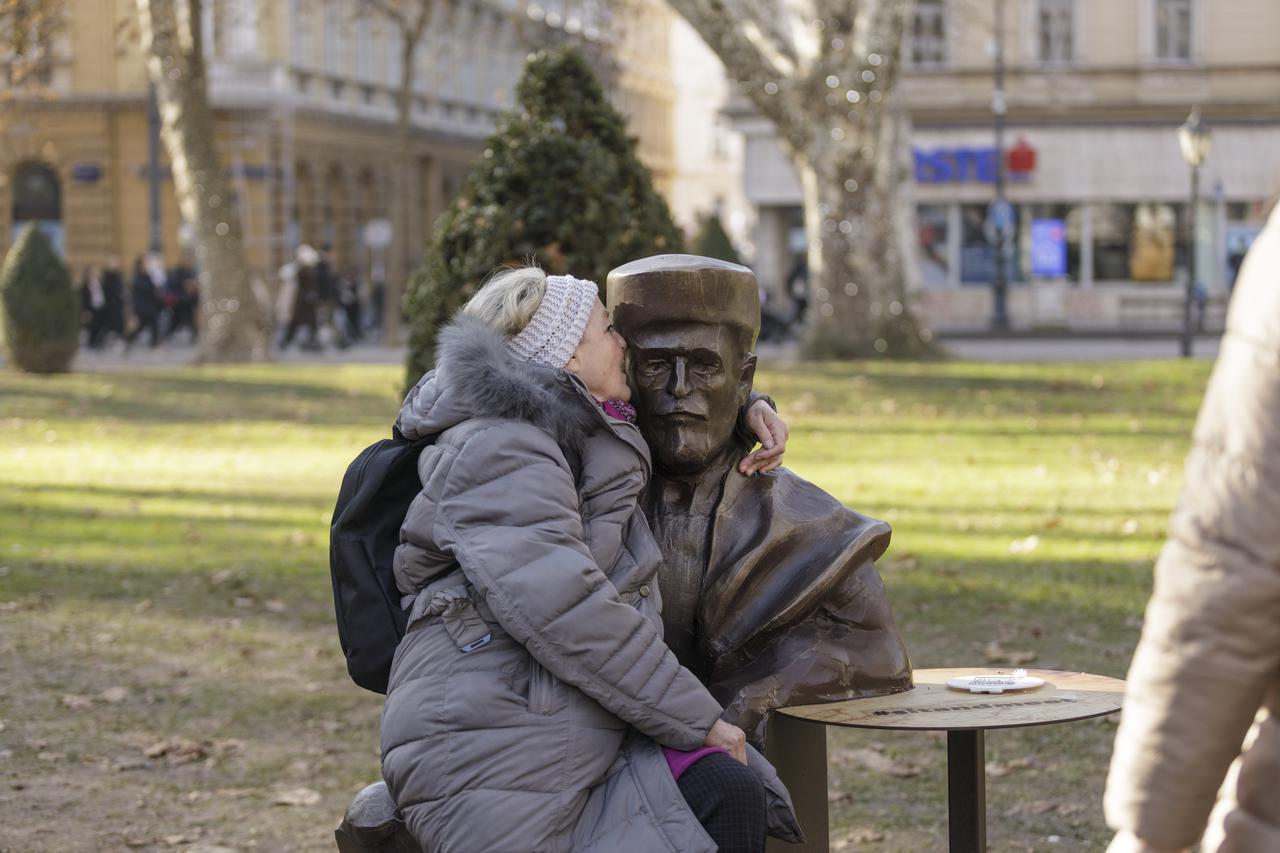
[725,467,892,563]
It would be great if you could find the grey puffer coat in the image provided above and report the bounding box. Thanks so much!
[380,316,801,853]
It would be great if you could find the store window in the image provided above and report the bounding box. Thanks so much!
[910,0,947,66]
[1155,0,1193,62]
[1017,203,1081,282]
[1037,0,1075,63]
[1091,202,1184,282]
[916,205,949,287]
[960,203,1021,285]
[1225,200,1269,291]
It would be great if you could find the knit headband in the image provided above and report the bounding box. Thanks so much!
[506,274,597,368]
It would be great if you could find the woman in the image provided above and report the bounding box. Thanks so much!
[381,267,800,852]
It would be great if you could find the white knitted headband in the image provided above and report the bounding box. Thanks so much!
[506,274,597,368]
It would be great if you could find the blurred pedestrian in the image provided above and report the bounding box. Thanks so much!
[1104,202,1280,853]
[102,256,126,345]
[336,265,363,344]
[125,255,161,349]
[164,255,199,344]
[278,244,321,351]
[79,264,109,349]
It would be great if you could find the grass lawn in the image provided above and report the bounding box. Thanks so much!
[0,356,1212,852]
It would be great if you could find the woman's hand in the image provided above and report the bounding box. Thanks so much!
[704,719,748,765]
[738,399,788,476]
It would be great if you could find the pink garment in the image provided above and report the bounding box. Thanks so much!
[597,399,637,423]
[662,746,729,781]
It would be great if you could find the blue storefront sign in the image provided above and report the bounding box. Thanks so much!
[1030,218,1067,278]
[71,163,102,184]
[914,139,1037,184]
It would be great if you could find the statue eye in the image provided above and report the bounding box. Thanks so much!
[691,358,721,377]
[639,359,669,377]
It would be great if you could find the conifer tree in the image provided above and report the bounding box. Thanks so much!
[404,47,683,385]
[0,224,78,373]
[692,213,742,265]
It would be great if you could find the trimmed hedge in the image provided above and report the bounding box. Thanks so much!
[1,224,78,373]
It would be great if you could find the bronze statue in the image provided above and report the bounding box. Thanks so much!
[607,254,913,746]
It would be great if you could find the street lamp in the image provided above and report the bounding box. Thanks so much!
[1177,107,1211,358]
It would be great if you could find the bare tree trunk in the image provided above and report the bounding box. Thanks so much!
[800,101,933,357]
[665,0,937,358]
[382,28,417,346]
[136,0,270,362]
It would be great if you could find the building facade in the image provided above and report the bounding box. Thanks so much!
[0,0,695,301]
[733,0,1280,331]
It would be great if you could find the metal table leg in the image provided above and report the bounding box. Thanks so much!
[765,713,829,853]
[947,729,987,853]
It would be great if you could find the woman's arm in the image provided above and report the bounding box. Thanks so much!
[432,423,723,751]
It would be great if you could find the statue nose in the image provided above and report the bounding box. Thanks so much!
[668,358,692,398]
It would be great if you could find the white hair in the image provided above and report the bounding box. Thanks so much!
[462,265,548,337]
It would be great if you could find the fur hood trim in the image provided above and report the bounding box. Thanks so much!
[397,314,601,454]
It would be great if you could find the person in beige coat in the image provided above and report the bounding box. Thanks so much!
[1104,201,1280,852]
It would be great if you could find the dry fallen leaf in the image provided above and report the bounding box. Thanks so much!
[273,786,322,807]
[853,829,885,843]
[1008,535,1040,555]
[984,641,1038,666]
[101,686,129,704]
[264,599,287,613]
[986,756,1034,777]
[144,737,209,765]
[837,748,919,779]
[60,693,93,710]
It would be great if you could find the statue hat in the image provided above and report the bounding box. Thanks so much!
[607,254,761,348]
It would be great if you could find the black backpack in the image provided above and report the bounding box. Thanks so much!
[330,426,433,694]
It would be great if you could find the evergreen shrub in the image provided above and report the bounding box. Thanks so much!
[0,224,78,374]
[691,213,742,265]
[404,47,683,385]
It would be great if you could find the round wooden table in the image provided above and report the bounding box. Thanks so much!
[769,668,1125,853]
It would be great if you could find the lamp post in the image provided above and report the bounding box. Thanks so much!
[1177,107,1211,358]
[990,0,1010,330]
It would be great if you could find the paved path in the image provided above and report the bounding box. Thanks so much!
[938,334,1221,363]
[29,332,1223,373]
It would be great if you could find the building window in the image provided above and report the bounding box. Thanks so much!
[910,0,947,66]
[960,203,1021,285]
[10,161,63,254]
[1036,0,1074,63]
[1092,202,1184,282]
[1155,0,1193,62]
[1017,203,1081,282]
[355,17,373,80]
[916,205,950,287]
[323,0,341,74]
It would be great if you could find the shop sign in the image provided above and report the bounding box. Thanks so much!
[71,163,102,184]
[1030,218,1067,278]
[915,138,1037,184]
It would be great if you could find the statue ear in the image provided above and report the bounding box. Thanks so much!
[739,352,757,400]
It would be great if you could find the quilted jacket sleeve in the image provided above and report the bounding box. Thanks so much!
[1103,208,1280,849]
[432,421,724,751]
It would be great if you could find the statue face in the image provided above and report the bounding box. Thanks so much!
[627,322,755,476]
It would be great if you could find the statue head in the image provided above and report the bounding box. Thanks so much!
[607,255,760,477]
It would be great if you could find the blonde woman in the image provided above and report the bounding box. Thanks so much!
[380,267,800,852]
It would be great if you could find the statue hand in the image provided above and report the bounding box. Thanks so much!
[703,719,748,765]
[739,399,788,476]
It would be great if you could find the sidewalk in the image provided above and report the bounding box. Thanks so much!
[25,331,1223,373]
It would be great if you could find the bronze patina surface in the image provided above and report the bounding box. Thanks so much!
[607,254,913,745]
